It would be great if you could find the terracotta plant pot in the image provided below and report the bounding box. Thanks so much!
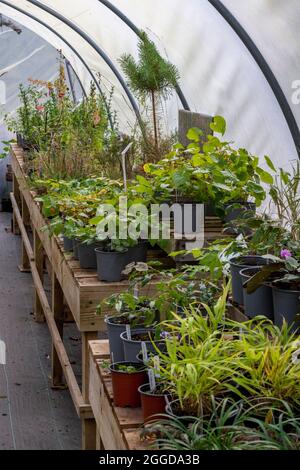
[138,383,168,423]
[109,362,147,407]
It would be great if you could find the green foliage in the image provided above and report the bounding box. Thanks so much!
[150,398,300,450]
[119,32,179,150]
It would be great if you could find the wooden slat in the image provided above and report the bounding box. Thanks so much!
[89,340,148,451]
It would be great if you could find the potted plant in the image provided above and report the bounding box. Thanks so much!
[120,328,165,362]
[119,32,179,158]
[94,236,129,282]
[138,382,169,423]
[100,293,159,362]
[240,266,274,319]
[244,251,300,331]
[109,362,147,407]
[230,255,269,306]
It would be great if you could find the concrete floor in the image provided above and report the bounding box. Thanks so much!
[0,212,81,449]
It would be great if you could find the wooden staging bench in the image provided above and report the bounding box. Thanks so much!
[89,340,149,450]
[10,144,157,449]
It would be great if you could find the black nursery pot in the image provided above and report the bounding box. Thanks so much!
[63,236,73,252]
[120,328,165,362]
[125,241,148,264]
[240,267,274,320]
[224,201,256,224]
[105,315,128,363]
[230,256,268,306]
[73,238,81,260]
[95,248,128,282]
[78,242,103,269]
[272,282,300,333]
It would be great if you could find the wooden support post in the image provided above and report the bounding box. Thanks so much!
[33,229,45,322]
[82,331,98,450]
[51,269,66,388]
[96,432,104,450]
[19,195,31,272]
[12,173,21,235]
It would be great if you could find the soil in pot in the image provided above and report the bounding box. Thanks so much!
[78,242,103,269]
[139,383,168,423]
[230,255,268,306]
[63,236,73,252]
[240,267,274,320]
[272,281,300,332]
[165,398,199,419]
[95,248,128,282]
[120,328,165,362]
[109,362,147,407]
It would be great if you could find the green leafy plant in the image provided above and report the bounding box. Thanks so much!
[119,32,179,154]
[149,397,300,450]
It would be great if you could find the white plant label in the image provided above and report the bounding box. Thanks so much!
[126,324,131,341]
[153,355,160,377]
[133,285,139,298]
[148,369,156,392]
[141,341,148,363]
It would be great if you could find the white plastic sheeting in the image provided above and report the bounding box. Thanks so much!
[0,0,299,171]
[0,20,59,198]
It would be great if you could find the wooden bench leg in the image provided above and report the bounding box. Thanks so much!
[33,229,45,322]
[96,431,104,450]
[12,174,20,235]
[51,270,66,389]
[82,331,98,450]
[18,195,31,273]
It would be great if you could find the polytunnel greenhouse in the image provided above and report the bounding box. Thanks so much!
[0,0,300,458]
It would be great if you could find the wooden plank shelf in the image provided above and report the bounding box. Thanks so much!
[89,340,149,450]
[9,144,156,450]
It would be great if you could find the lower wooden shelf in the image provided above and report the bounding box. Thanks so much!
[88,340,150,450]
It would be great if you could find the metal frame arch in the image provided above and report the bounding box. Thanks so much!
[26,0,143,126]
[0,0,117,128]
[97,0,190,111]
[208,0,300,157]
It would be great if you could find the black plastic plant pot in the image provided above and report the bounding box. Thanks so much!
[120,328,164,362]
[204,202,218,217]
[109,362,147,408]
[224,201,256,224]
[73,238,81,260]
[230,256,268,306]
[125,241,148,264]
[78,242,103,269]
[95,248,128,282]
[105,315,128,363]
[240,267,274,320]
[272,283,300,333]
[63,236,73,252]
